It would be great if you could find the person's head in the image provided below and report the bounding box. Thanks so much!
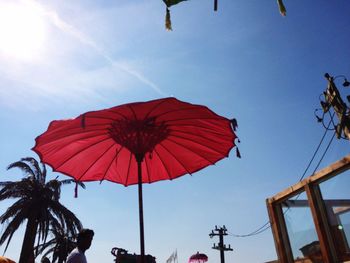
[77,228,94,251]
[41,256,50,263]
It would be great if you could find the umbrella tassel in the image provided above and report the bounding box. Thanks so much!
[277,0,287,16]
[230,118,238,131]
[236,147,241,158]
[165,7,172,31]
[74,182,78,198]
[214,0,218,11]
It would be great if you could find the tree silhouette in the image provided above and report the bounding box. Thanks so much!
[0,157,84,263]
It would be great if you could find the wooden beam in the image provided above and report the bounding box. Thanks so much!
[283,199,350,208]
[268,154,350,203]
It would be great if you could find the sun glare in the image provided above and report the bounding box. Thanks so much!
[0,2,46,60]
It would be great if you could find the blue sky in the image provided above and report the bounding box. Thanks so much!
[0,0,349,262]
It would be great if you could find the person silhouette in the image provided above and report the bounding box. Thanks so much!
[66,229,94,263]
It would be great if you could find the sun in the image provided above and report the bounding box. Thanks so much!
[0,1,46,60]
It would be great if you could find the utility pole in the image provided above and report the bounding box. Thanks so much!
[209,225,233,263]
[317,73,350,140]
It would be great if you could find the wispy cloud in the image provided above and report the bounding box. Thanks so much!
[23,0,167,96]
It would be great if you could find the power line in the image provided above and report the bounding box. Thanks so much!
[227,123,335,238]
[228,73,348,238]
[228,221,270,238]
[311,131,336,175]
[297,120,330,182]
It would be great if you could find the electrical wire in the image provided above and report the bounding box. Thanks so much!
[228,221,271,237]
[227,117,336,238]
[298,113,334,182]
[311,131,336,175]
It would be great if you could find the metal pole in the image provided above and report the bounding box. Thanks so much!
[137,155,145,263]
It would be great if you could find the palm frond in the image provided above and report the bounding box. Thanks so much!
[20,157,42,179]
[0,199,28,224]
[34,239,55,257]
[46,180,62,200]
[41,162,47,183]
[7,161,35,177]
[34,225,77,263]
[2,231,15,255]
[0,179,35,201]
[0,181,16,187]
[0,208,28,253]
[48,202,82,233]
[1,157,82,261]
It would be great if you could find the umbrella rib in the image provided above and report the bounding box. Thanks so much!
[168,133,230,156]
[170,128,234,143]
[38,126,109,143]
[76,142,116,181]
[151,104,226,121]
[99,98,177,121]
[82,115,125,123]
[152,147,173,180]
[80,106,139,127]
[164,116,228,123]
[124,151,133,185]
[67,122,232,142]
[166,137,220,165]
[157,142,192,177]
[84,108,129,121]
[151,106,202,119]
[171,130,236,150]
[54,136,112,170]
[102,146,125,184]
[144,99,169,119]
[170,123,234,137]
[127,105,138,120]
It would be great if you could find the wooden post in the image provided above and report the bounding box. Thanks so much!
[305,184,337,262]
[266,199,293,263]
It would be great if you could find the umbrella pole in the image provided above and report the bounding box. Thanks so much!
[136,154,145,263]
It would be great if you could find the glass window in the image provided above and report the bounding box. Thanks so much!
[319,170,350,261]
[282,191,321,262]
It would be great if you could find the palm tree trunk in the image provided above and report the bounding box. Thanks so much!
[19,215,38,263]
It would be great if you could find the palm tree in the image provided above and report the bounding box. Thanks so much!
[0,157,84,263]
[35,225,77,263]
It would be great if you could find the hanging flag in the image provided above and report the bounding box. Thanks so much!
[162,0,188,30]
[166,250,178,263]
[166,252,174,263]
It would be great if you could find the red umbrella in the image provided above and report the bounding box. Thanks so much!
[33,97,238,262]
[189,252,208,263]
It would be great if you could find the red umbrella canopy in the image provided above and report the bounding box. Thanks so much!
[189,252,208,263]
[33,97,237,186]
